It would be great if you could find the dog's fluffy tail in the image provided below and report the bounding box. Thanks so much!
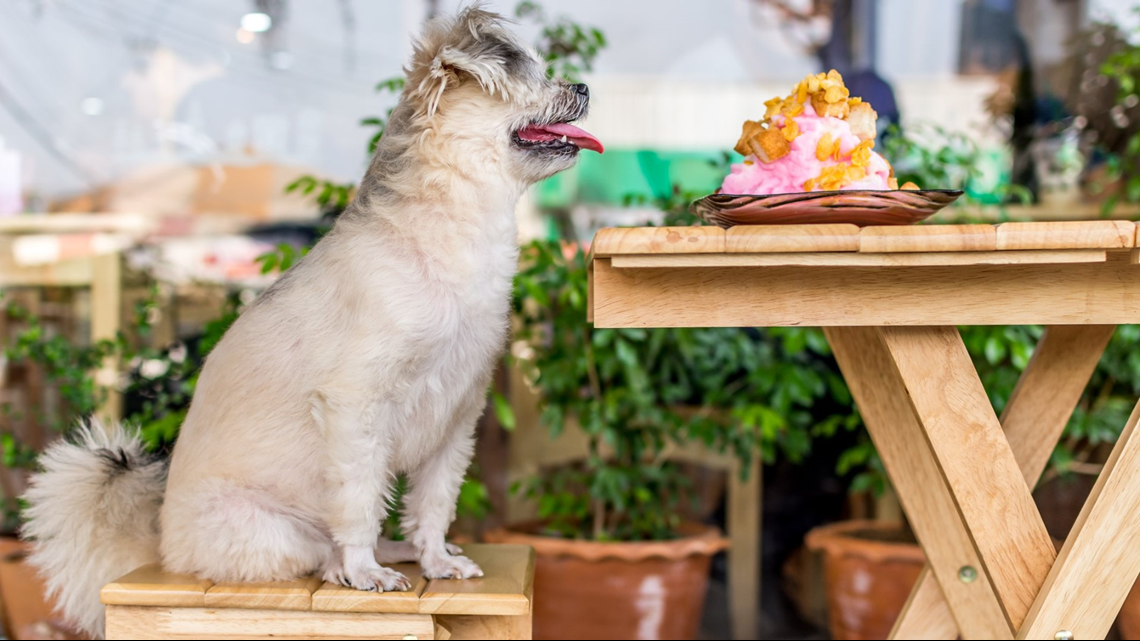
[21,421,166,638]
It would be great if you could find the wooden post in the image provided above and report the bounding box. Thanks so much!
[727,453,762,639]
[91,251,121,421]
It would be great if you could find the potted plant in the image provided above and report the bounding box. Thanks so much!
[484,233,854,640]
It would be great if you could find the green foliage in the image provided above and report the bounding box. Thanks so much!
[457,473,492,520]
[490,391,516,431]
[4,302,117,431]
[881,123,1032,207]
[1100,8,1140,208]
[881,124,982,193]
[284,176,355,216]
[515,2,606,82]
[128,292,241,452]
[362,77,407,155]
[2,287,243,459]
[510,239,856,540]
[255,242,310,275]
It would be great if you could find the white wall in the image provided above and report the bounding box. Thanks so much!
[878,0,962,78]
[1091,0,1140,31]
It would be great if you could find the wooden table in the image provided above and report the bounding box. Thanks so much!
[101,544,533,640]
[588,221,1140,640]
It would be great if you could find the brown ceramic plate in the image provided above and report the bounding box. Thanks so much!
[690,189,964,228]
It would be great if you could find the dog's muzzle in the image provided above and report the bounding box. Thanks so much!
[512,85,603,155]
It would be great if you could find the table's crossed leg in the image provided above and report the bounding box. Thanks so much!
[825,324,1140,640]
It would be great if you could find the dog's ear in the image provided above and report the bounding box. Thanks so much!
[404,7,514,118]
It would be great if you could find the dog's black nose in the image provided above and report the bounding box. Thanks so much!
[572,83,589,98]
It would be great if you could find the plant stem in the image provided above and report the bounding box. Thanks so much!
[582,327,602,401]
[592,496,604,540]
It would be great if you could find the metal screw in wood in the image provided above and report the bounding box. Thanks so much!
[957,566,978,583]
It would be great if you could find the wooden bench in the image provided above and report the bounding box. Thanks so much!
[100,544,533,640]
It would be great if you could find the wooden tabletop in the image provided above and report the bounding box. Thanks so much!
[100,544,534,617]
[588,222,1140,328]
[591,221,1137,259]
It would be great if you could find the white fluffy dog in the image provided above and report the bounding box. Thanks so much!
[21,7,602,638]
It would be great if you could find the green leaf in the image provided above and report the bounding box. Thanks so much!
[984,335,1006,365]
[491,391,516,431]
[614,338,638,368]
[374,77,406,93]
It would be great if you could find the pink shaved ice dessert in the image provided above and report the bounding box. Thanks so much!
[720,70,918,195]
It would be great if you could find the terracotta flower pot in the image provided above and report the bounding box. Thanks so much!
[485,523,728,640]
[1118,578,1140,639]
[805,520,924,641]
[0,536,86,640]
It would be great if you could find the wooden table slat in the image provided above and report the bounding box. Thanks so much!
[858,224,998,253]
[592,222,1140,256]
[995,220,1136,250]
[609,249,1107,269]
[591,226,724,257]
[724,224,860,253]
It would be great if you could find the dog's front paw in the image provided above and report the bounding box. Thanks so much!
[335,563,411,592]
[421,554,484,580]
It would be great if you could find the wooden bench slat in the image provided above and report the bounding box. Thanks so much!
[311,564,428,614]
[101,565,214,608]
[205,576,324,611]
[419,546,534,616]
[101,544,532,617]
[105,605,435,640]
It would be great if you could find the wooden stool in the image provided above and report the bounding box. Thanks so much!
[100,544,533,640]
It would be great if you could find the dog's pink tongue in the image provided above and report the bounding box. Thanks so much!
[532,123,605,153]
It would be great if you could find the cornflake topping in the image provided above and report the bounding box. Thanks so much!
[734,69,919,192]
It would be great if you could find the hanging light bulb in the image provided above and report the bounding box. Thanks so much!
[241,12,273,33]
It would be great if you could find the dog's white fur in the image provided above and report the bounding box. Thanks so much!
[21,7,593,637]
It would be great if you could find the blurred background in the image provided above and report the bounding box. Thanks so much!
[2,1,1140,640]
